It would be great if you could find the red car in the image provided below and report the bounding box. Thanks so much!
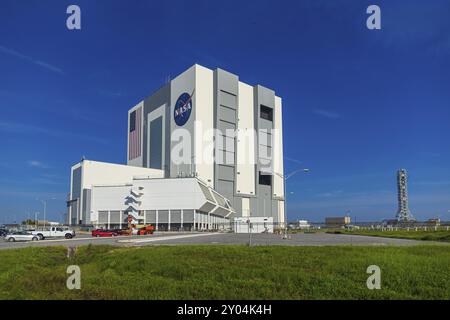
[91,229,118,237]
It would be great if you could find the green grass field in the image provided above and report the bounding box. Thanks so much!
[0,245,449,300]
[333,229,450,242]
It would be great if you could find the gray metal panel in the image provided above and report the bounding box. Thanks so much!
[72,168,82,199]
[98,211,108,224]
[217,180,234,201]
[272,200,280,223]
[199,202,216,213]
[219,91,237,109]
[256,86,275,132]
[158,210,169,223]
[257,185,272,217]
[256,85,275,107]
[216,69,239,95]
[255,87,275,168]
[233,196,243,216]
[258,130,272,147]
[216,134,235,153]
[171,210,181,223]
[218,119,236,131]
[183,210,194,223]
[212,191,227,207]
[142,83,170,176]
[214,68,240,215]
[253,85,278,221]
[218,105,236,123]
[71,167,82,200]
[213,207,229,216]
[82,189,91,224]
[149,116,163,169]
[70,201,78,225]
[198,183,215,202]
[217,165,234,181]
[217,150,235,166]
[258,145,272,161]
[110,211,121,223]
[145,210,156,223]
[259,118,273,131]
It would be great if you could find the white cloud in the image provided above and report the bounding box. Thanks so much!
[312,108,341,119]
[0,45,64,75]
[27,160,49,169]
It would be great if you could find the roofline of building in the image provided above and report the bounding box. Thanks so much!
[128,63,281,112]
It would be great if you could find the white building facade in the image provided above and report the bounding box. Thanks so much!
[68,64,285,230]
[127,64,285,225]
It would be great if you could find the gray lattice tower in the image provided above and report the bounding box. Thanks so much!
[396,169,414,221]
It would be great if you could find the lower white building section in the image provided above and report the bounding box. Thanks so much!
[91,177,232,230]
[68,64,287,232]
[68,160,233,230]
[68,159,164,226]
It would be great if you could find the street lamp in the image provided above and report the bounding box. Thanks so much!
[34,212,40,229]
[274,167,310,239]
[36,197,56,229]
[59,212,66,225]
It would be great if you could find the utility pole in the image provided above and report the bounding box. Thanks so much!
[275,168,310,240]
[37,197,56,229]
[247,219,253,247]
[42,200,47,229]
[34,212,40,229]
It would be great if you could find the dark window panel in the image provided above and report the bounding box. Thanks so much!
[260,105,273,121]
[129,111,136,132]
[259,171,272,186]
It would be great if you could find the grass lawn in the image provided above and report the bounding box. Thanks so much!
[333,229,450,242]
[0,245,449,300]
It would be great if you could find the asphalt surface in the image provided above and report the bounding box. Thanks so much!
[0,231,445,250]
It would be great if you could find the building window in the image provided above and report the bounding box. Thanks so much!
[129,111,136,132]
[259,171,272,186]
[260,105,273,121]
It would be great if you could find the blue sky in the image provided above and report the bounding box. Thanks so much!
[0,0,449,223]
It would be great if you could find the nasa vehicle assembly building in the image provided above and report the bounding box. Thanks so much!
[67,64,285,231]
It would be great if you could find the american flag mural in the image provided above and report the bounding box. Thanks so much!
[128,107,142,160]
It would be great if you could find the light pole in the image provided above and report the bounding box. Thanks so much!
[59,212,66,225]
[34,212,40,229]
[41,200,47,229]
[275,168,310,239]
[36,197,56,229]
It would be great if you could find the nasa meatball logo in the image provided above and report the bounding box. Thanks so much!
[174,91,194,126]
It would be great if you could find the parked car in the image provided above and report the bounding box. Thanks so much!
[0,229,7,237]
[91,229,118,237]
[31,226,76,240]
[5,231,39,242]
[112,229,131,236]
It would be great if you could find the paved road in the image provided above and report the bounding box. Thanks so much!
[0,232,445,250]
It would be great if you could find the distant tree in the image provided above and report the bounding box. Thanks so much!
[22,219,36,225]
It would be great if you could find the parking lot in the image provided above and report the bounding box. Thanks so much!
[0,231,444,250]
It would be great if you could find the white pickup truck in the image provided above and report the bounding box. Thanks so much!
[32,227,76,240]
